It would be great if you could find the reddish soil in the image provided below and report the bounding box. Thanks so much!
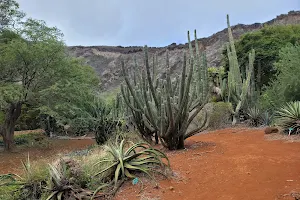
[115,128,300,200]
[0,138,95,174]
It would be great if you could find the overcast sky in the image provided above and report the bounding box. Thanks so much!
[17,0,299,47]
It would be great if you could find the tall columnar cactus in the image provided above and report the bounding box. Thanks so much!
[226,14,255,125]
[121,30,209,150]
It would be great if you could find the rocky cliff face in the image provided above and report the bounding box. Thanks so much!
[68,11,300,91]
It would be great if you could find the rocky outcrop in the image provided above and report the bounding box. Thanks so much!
[68,11,300,91]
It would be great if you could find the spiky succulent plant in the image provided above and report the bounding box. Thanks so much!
[275,101,300,134]
[92,139,170,197]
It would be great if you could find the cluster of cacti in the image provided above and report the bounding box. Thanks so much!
[225,14,255,125]
[121,30,209,150]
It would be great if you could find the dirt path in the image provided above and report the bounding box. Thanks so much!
[115,128,300,200]
[0,138,95,174]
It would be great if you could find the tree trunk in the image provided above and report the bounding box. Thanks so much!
[0,102,22,151]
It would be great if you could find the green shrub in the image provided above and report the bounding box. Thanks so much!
[0,155,49,200]
[208,102,233,129]
[260,44,300,110]
[0,131,47,148]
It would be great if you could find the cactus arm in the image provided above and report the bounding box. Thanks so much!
[144,45,159,109]
[185,111,208,139]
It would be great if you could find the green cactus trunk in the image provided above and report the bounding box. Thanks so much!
[226,15,255,125]
[120,30,209,150]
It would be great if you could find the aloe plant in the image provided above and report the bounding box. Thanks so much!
[92,139,170,197]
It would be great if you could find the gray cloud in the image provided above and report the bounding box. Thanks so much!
[17,0,299,46]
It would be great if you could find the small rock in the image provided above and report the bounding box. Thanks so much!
[264,127,279,134]
[153,185,159,189]
[169,186,174,191]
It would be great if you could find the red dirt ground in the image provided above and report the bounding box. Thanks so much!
[0,138,95,174]
[115,128,300,200]
[1,128,300,199]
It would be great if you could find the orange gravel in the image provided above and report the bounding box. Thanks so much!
[115,128,300,200]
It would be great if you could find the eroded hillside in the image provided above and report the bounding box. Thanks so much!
[68,11,300,91]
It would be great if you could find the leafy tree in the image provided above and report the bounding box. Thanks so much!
[0,0,25,30]
[38,59,99,135]
[260,44,300,109]
[222,25,300,90]
[0,18,99,151]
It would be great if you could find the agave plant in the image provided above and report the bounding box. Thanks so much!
[46,159,92,200]
[247,106,262,127]
[275,101,300,135]
[261,111,273,126]
[92,139,170,197]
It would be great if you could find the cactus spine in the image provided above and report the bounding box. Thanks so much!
[121,30,209,150]
[226,14,255,125]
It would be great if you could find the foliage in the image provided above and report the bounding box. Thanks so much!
[0,14,99,149]
[15,103,40,131]
[0,155,48,200]
[274,101,300,135]
[0,111,4,124]
[222,24,300,90]
[121,30,209,150]
[225,14,255,125]
[46,158,92,200]
[0,0,25,29]
[261,111,273,126]
[246,106,262,127]
[260,44,300,110]
[92,139,169,197]
[37,58,100,134]
[0,131,47,147]
[207,102,233,129]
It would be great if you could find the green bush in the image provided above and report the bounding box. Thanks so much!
[208,102,233,129]
[260,44,300,110]
[0,131,47,147]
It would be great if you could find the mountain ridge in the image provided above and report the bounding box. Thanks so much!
[68,11,300,91]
